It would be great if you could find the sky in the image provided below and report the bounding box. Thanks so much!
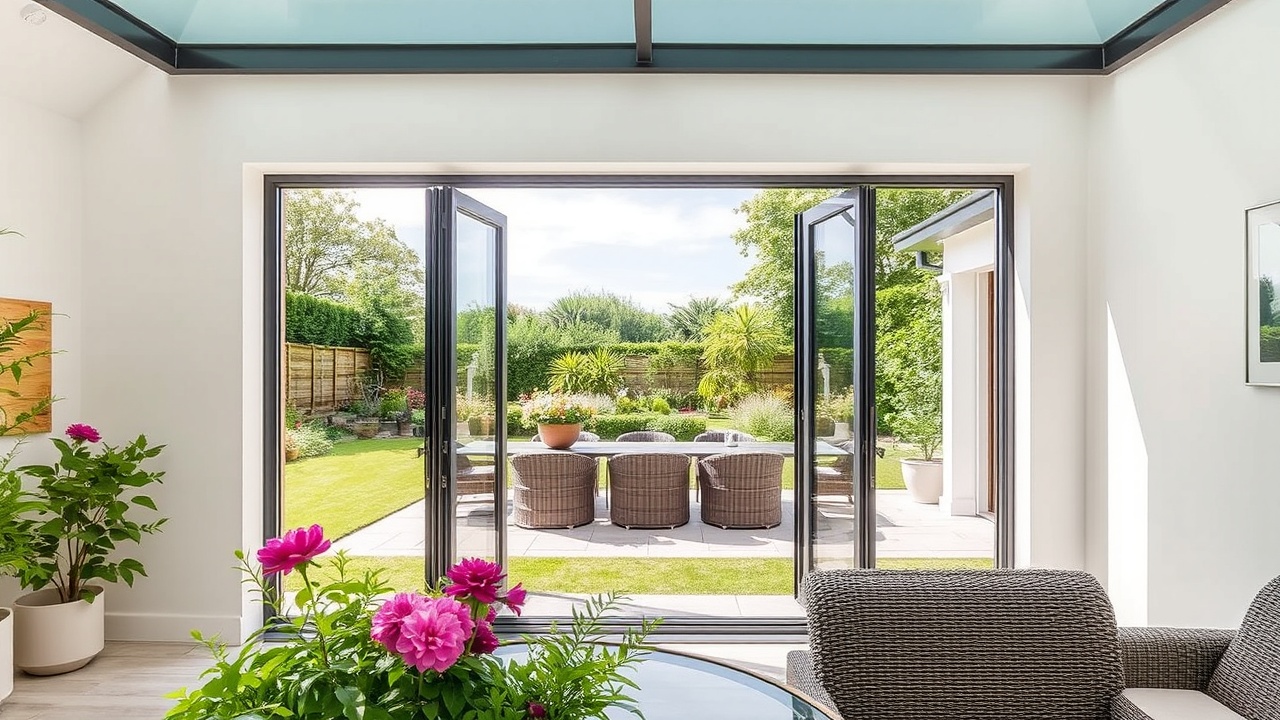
[349,187,759,312]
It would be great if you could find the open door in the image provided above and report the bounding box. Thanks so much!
[795,188,876,595]
[425,188,508,583]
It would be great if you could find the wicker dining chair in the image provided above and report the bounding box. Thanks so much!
[693,430,757,443]
[607,453,692,529]
[455,454,497,497]
[697,451,784,529]
[510,453,597,529]
[814,440,854,503]
[616,430,675,442]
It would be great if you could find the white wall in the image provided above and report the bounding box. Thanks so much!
[77,70,1091,639]
[1086,0,1280,626]
[0,96,84,604]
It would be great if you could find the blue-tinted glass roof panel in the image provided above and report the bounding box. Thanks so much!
[653,0,1165,45]
[111,0,637,44]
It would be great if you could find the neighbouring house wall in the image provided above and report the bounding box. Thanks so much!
[1086,0,1280,627]
[80,70,1092,641]
[0,96,83,604]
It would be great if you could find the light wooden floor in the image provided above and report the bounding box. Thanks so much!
[1,641,804,719]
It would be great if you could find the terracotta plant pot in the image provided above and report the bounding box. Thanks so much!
[0,607,12,702]
[901,458,944,504]
[352,419,380,439]
[13,586,105,676]
[537,423,582,450]
[285,446,301,462]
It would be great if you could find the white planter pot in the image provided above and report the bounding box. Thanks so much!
[901,459,944,504]
[0,608,12,703]
[834,421,852,440]
[13,586,105,676]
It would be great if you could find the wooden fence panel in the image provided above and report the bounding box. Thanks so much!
[286,342,371,415]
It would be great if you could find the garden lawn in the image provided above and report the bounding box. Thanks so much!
[284,438,423,540]
[295,556,992,594]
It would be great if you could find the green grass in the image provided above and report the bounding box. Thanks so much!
[293,556,993,595]
[284,438,424,540]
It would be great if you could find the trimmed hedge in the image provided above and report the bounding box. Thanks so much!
[285,292,364,347]
[592,413,706,441]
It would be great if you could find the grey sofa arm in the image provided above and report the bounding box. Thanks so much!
[1118,626,1235,690]
[786,650,842,719]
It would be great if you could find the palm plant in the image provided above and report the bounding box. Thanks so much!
[697,304,785,402]
[665,296,731,340]
[548,348,626,395]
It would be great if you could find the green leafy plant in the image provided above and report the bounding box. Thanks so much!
[0,455,37,579]
[698,305,784,404]
[166,532,657,720]
[592,413,706,441]
[883,295,943,461]
[381,388,409,419]
[18,426,166,603]
[287,422,335,459]
[0,307,54,436]
[548,349,626,396]
[648,397,671,415]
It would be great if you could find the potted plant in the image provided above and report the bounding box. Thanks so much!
[166,526,657,719]
[0,458,35,701]
[520,392,599,449]
[892,369,943,504]
[12,424,166,675]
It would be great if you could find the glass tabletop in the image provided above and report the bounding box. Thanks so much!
[497,646,835,719]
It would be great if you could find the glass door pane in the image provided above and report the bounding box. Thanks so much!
[425,188,508,581]
[795,189,875,587]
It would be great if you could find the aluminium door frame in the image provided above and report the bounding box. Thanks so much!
[261,174,1015,637]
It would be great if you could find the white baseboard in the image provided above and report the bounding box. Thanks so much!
[106,611,244,644]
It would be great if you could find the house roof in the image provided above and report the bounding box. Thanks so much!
[891,190,996,254]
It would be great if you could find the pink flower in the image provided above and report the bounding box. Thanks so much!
[502,582,527,616]
[528,702,547,718]
[444,558,506,604]
[256,524,330,575]
[65,424,101,443]
[371,593,433,652]
[393,597,474,673]
[471,618,500,655]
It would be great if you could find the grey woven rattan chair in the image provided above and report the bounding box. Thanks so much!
[616,430,675,442]
[693,430,757,443]
[788,569,1125,720]
[697,451,783,529]
[607,453,691,529]
[1113,574,1280,720]
[510,453,597,529]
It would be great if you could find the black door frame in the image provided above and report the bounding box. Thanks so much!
[263,174,1016,637]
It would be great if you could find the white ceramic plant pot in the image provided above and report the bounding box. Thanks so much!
[901,459,944,504]
[0,607,12,702]
[13,586,105,676]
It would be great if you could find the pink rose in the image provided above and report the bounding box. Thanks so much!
[502,582,527,616]
[256,524,330,575]
[371,593,433,652]
[444,558,506,604]
[65,424,101,443]
[393,597,475,673]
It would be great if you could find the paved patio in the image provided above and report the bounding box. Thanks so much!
[331,489,995,560]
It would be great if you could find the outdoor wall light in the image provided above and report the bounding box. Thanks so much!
[19,3,48,24]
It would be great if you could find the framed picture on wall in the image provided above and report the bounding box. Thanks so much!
[1246,200,1280,385]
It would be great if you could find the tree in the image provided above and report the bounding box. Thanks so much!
[730,187,969,335]
[284,189,424,306]
[881,287,943,459]
[544,292,668,343]
[666,296,732,341]
[698,304,786,402]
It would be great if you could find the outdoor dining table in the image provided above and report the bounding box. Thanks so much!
[457,440,849,457]
[457,440,849,507]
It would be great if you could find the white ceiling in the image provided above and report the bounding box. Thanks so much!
[0,0,149,119]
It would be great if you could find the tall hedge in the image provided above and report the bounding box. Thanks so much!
[285,292,364,347]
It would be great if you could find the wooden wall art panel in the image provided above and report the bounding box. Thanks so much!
[0,297,53,434]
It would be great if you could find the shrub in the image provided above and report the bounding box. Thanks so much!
[592,413,706,440]
[288,423,334,458]
[284,291,364,347]
[506,405,524,435]
[411,409,426,425]
[730,392,795,442]
[649,397,672,414]
[379,389,408,419]
[614,396,643,414]
[548,349,626,395]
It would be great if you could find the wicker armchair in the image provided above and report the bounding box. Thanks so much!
[607,453,691,529]
[455,454,496,497]
[616,430,675,442]
[1113,575,1280,720]
[697,452,783,529]
[787,569,1125,720]
[510,453,597,529]
[693,430,757,443]
[814,440,853,503]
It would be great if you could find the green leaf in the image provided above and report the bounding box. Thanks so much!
[132,495,157,510]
